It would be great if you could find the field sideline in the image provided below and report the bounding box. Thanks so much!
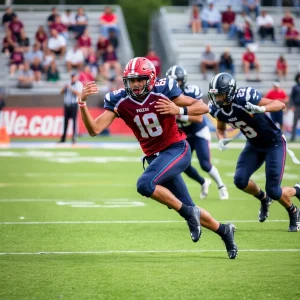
[0,145,300,300]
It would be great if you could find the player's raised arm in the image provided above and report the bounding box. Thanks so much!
[79,82,116,136]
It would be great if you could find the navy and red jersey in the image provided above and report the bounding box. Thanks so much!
[104,77,186,156]
[209,87,282,148]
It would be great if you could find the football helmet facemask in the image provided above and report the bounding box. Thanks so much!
[166,65,187,90]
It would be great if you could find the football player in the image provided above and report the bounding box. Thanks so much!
[79,57,238,259]
[208,72,300,231]
[166,65,228,200]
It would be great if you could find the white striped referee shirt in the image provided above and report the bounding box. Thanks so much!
[64,81,83,106]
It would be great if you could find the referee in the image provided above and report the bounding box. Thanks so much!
[59,72,83,144]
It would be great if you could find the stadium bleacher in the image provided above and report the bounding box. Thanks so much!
[0,5,134,95]
[152,5,300,96]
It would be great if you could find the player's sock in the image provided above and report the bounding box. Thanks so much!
[294,184,300,200]
[286,203,296,215]
[208,165,224,188]
[215,223,227,236]
[254,189,266,201]
[185,166,205,185]
[177,203,194,219]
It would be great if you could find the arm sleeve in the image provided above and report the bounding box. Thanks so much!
[246,87,262,105]
[162,78,182,100]
[103,92,116,113]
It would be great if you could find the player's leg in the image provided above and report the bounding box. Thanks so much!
[163,175,238,259]
[60,106,70,142]
[234,143,272,221]
[183,137,210,199]
[194,133,228,200]
[265,137,300,231]
[136,140,202,242]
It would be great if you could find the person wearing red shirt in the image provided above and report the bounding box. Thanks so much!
[145,49,161,77]
[96,35,109,59]
[265,82,288,130]
[99,6,118,38]
[50,15,68,41]
[77,28,92,58]
[276,55,288,81]
[190,5,201,33]
[8,14,24,42]
[242,46,260,81]
[281,10,294,34]
[222,5,235,33]
[285,24,300,52]
[35,25,48,50]
[79,65,95,85]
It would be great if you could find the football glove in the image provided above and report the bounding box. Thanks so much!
[218,138,233,151]
[245,102,266,114]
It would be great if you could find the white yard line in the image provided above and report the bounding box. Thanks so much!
[0,220,288,225]
[0,249,299,255]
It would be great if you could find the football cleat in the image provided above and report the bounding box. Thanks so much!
[288,207,300,232]
[186,206,202,242]
[221,223,238,259]
[258,196,273,222]
[218,185,229,200]
[200,178,212,199]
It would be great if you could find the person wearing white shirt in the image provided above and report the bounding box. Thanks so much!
[200,2,222,34]
[61,9,75,32]
[256,10,275,42]
[65,44,85,73]
[48,28,66,57]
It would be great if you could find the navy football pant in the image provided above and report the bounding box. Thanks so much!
[234,138,286,200]
[185,136,212,174]
[137,140,195,206]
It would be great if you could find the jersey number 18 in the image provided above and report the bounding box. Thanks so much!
[133,113,163,138]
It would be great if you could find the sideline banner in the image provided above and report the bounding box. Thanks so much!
[0,108,132,137]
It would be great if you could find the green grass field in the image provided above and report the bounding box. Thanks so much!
[0,146,300,300]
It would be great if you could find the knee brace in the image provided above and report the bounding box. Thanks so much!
[136,175,155,197]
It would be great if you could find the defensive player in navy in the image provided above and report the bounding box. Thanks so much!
[79,57,238,258]
[166,65,228,200]
[208,72,300,232]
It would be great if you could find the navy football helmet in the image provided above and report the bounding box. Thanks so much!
[166,65,187,90]
[208,72,236,108]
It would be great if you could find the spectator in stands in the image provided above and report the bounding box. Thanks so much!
[30,57,43,83]
[18,30,30,53]
[48,28,66,58]
[219,49,235,75]
[35,25,48,50]
[17,61,34,89]
[86,53,100,78]
[96,35,109,59]
[9,14,24,42]
[47,60,60,82]
[190,5,202,33]
[99,6,118,38]
[281,10,294,35]
[65,44,85,73]
[238,20,254,47]
[256,10,276,43]
[222,5,235,33]
[145,49,161,77]
[2,29,16,56]
[191,0,206,9]
[108,29,119,50]
[2,6,16,28]
[59,72,83,144]
[42,47,55,73]
[290,73,300,142]
[242,0,260,19]
[74,7,88,39]
[201,2,222,34]
[276,55,288,81]
[265,82,288,130]
[200,44,218,80]
[228,10,252,39]
[9,44,24,76]
[242,45,261,81]
[102,44,122,80]
[25,43,43,65]
[285,24,300,53]
[50,15,69,41]
[61,9,75,32]
[79,65,95,85]
[47,7,59,28]
[77,28,92,58]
